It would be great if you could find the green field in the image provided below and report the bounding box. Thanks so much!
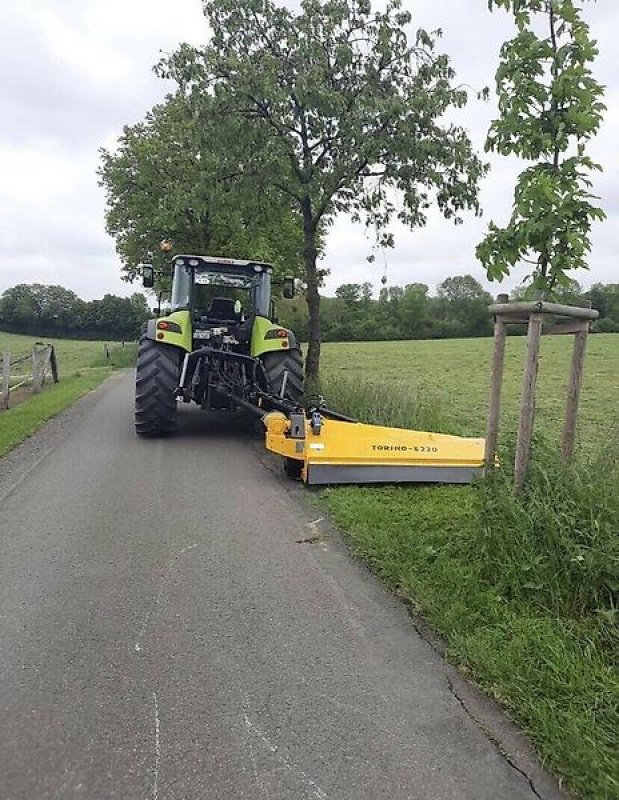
[320,334,618,800]
[0,332,133,376]
[321,334,619,444]
[0,332,136,456]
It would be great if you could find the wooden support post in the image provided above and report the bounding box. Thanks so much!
[561,325,589,461]
[485,315,507,471]
[31,345,42,393]
[50,346,59,383]
[1,350,10,410]
[41,346,53,386]
[514,313,543,492]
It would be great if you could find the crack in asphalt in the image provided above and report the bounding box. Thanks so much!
[402,594,549,800]
[446,677,544,800]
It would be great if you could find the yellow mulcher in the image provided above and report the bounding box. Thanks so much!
[261,406,486,486]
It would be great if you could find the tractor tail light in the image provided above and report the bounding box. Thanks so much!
[157,320,181,333]
[265,328,289,340]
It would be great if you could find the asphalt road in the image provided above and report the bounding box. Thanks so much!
[0,372,565,800]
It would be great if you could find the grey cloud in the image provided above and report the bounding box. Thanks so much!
[0,17,175,151]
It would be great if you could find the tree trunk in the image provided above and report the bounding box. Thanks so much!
[301,199,321,381]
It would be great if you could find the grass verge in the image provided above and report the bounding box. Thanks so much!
[320,376,618,800]
[0,342,137,458]
[0,371,114,457]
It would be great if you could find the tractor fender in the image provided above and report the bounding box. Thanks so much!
[143,310,193,352]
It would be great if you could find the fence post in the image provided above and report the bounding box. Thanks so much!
[50,346,59,383]
[32,345,42,393]
[514,313,543,492]
[1,350,10,410]
[40,346,53,386]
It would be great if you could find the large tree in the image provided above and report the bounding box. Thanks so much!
[477,0,606,296]
[436,275,493,335]
[161,0,486,377]
[99,94,304,283]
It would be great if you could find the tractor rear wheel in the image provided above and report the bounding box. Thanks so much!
[262,347,304,404]
[134,336,180,436]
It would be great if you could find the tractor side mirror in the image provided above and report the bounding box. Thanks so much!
[142,264,154,289]
[282,276,295,299]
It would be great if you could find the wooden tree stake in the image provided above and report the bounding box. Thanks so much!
[514,313,543,491]
[561,325,589,461]
[485,317,507,471]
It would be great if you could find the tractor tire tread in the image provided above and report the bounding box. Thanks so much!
[134,336,179,436]
[262,348,304,403]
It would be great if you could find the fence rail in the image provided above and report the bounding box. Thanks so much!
[1,344,59,410]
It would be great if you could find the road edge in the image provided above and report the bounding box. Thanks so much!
[0,370,128,503]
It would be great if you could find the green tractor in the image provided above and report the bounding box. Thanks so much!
[135,254,303,436]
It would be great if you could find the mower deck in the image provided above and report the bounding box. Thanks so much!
[263,411,486,486]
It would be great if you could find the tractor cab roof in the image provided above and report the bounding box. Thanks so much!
[173,255,273,276]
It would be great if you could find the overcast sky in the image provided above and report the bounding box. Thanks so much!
[0,0,616,300]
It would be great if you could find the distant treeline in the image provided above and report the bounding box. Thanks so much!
[279,275,619,342]
[0,284,150,340]
[2,276,617,343]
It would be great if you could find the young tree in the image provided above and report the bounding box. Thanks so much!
[477,0,606,297]
[99,95,304,283]
[162,0,486,377]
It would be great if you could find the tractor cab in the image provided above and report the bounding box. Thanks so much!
[170,255,276,352]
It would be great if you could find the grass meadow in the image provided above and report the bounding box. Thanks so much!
[320,334,618,800]
[321,334,619,444]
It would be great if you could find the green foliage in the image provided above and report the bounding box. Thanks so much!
[98,95,304,283]
[478,0,606,295]
[588,282,619,320]
[0,285,149,339]
[161,0,487,376]
[278,275,494,342]
[0,284,79,330]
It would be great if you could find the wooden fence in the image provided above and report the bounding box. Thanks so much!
[1,344,59,410]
